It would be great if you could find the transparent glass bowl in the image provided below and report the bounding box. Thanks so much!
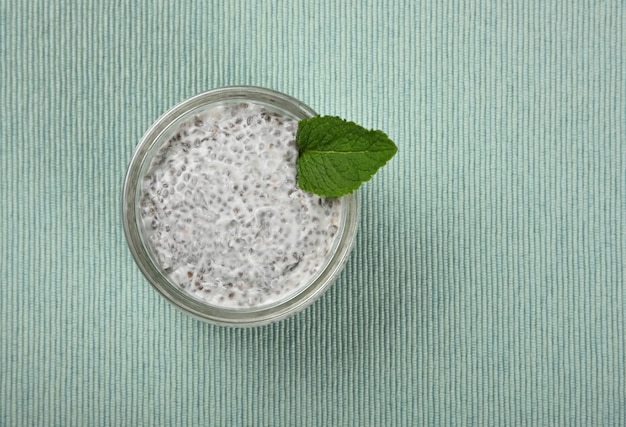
[122,86,358,326]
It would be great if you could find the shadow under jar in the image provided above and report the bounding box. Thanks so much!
[122,86,359,326]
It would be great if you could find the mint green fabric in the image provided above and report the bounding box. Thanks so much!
[1,1,625,425]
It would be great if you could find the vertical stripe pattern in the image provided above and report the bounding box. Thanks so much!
[1,1,625,425]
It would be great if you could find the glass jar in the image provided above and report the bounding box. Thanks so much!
[122,86,359,326]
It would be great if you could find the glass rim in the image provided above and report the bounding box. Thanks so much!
[122,86,359,326]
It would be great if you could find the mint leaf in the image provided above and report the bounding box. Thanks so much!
[295,116,398,197]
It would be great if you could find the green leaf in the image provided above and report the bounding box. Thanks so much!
[295,116,398,197]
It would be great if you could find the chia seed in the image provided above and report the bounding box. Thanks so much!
[139,102,342,308]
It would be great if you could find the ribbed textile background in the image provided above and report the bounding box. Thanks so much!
[1,1,625,426]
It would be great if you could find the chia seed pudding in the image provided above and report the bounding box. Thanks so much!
[138,102,342,308]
